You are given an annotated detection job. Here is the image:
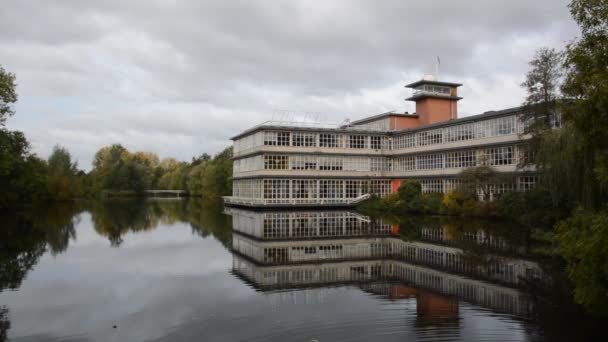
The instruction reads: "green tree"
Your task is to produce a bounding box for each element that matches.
[557,208,608,316]
[396,180,422,212]
[560,0,608,208]
[0,65,17,127]
[457,164,499,201]
[46,145,81,200]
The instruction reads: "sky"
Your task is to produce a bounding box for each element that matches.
[0,0,579,170]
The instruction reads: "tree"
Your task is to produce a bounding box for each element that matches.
[48,145,77,176]
[0,65,17,127]
[0,129,49,207]
[557,208,608,316]
[397,180,423,212]
[520,48,564,170]
[560,0,608,208]
[46,145,82,200]
[457,164,499,201]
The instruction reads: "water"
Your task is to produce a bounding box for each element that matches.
[0,199,605,341]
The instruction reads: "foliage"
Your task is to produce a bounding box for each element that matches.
[186,146,233,198]
[0,129,49,208]
[457,164,500,201]
[421,193,442,214]
[397,180,423,212]
[0,65,17,127]
[46,145,85,201]
[556,208,608,316]
[441,190,467,216]
[520,48,564,136]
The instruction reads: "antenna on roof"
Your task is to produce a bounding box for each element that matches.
[435,56,441,80]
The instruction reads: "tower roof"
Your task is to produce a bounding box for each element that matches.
[405,79,462,89]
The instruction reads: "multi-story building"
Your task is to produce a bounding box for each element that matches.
[225,76,537,207]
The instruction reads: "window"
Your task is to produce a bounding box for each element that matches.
[263,131,290,146]
[420,179,443,193]
[319,133,342,148]
[395,156,415,171]
[319,156,343,171]
[291,155,317,170]
[370,136,382,150]
[343,157,370,171]
[292,132,316,147]
[264,155,289,170]
[345,180,364,198]
[263,179,290,199]
[319,180,343,199]
[445,150,476,168]
[484,146,514,166]
[369,180,391,196]
[232,179,262,199]
[371,157,391,171]
[518,176,537,191]
[417,129,442,146]
[445,123,475,142]
[416,153,444,170]
[394,134,416,149]
[292,180,317,199]
[348,135,367,149]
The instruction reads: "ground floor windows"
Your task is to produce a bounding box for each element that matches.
[264,179,290,199]
[292,179,317,199]
[232,176,536,204]
[518,176,537,191]
[319,180,343,199]
[233,179,390,203]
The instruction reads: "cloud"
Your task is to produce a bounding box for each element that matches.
[0,0,578,169]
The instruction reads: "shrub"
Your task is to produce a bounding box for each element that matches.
[397,180,422,212]
[441,190,463,215]
[421,193,442,214]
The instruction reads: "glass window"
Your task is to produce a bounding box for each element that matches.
[319,133,342,148]
[293,132,316,147]
[264,155,289,170]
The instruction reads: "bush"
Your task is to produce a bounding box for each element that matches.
[421,193,442,214]
[381,192,401,210]
[441,190,463,215]
[397,180,422,212]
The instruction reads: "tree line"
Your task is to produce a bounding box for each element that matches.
[0,64,232,208]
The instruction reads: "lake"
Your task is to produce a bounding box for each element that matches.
[1,199,606,341]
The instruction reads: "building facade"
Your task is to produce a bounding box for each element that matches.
[225,77,537,207]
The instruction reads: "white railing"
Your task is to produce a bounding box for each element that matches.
[223,194,371,206]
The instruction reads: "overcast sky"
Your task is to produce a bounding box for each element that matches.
[0,0,578,169]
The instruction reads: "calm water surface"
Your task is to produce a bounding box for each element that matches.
[0,199,605,341]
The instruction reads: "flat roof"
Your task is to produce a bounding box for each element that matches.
[405,80,463,88]
[349,111,418,126]
[230,105,523,140]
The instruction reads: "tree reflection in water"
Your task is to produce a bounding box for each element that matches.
[89,198,232,248]
[0,306,8,342]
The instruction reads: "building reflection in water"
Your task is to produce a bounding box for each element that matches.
[226,208,545,322]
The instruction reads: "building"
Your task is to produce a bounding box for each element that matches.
[225,76,537,207]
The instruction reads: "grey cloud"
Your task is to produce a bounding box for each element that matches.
[0,0,578,169]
